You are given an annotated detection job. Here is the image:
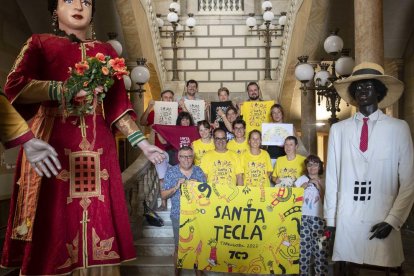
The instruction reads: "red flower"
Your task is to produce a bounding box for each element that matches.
[114,70,129,80]
[95,53,106,63]
[109,58,126,72]
[75,61,89,75]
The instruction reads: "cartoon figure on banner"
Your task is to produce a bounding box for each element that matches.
[267,187,293,212]
[194,240,203,270]
[225,261,237,273]
[207,239,219,267]
[211,178,239,203]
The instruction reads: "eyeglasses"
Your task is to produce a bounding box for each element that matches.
[233,127,245,131]
[214,137,227,141]
[179,155,194,159]
[306,162,319,167]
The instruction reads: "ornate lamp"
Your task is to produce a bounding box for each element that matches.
[158,1,196,81]
[295,30,354,124]
[246,1,286,80]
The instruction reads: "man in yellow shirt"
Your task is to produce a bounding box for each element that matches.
[226,119,249,155]
[200,128,243,186]
[272,136,306,187]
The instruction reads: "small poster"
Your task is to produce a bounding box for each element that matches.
[184,100,205,124]
[261,123,293,146]
[210,101,233,123]
[154,101,178,125]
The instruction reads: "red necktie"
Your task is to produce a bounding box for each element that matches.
[360,117,369,152]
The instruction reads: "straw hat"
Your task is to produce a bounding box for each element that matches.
[334,62,404,108]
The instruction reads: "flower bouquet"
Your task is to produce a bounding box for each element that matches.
[64,53,128,115]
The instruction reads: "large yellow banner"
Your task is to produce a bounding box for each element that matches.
[178,181,303,274]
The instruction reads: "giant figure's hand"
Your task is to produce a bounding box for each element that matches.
[75,86,104,99]
[23,138,61,178]
[138,140,167,165]
[369,222,393,240]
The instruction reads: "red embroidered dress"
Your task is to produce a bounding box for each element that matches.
[2,34,136,275]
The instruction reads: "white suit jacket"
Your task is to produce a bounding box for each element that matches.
[324,110,414,267]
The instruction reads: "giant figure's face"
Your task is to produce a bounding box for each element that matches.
[56,0,93,34]
[353,80,379,107]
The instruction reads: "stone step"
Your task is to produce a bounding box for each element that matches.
[135,237,174,257]
[155,210,172,222]
[142,220,174,238]
[121,257,247,276]
[121,256,174,276]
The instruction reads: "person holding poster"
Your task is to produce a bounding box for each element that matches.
[200,128,243,186]
[192,120,214,166]
[161,146,206,276]
[294,155,328,276]
[209,87,234,126]
[227,119,249,155]
[241,130,272,187]
[140,89,177,210]
[266,104,287,166]
[272,136,306,187]
[214,106,238,141]
[239,82,274,134]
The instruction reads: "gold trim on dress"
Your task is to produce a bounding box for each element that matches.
[92,228,120,261]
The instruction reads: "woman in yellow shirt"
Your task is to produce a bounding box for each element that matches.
[241,130,273,187]
[227,119,249,154]
[191,120,215,165]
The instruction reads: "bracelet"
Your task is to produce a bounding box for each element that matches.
[127,130,146,148]
[48,81,63,101]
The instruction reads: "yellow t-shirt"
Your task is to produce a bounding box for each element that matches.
[240,100,274,134]
[192,138,215,166]
[241,150,273,187]
[272,154,306,186]
[200,150,243,186]
[227,139,249,155]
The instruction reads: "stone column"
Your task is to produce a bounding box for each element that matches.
[354,0,384,66]
[301,87,317,154]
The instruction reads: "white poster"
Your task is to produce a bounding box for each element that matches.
[184,100,205,124]
[261,123,293,146]
[154,101,179,125]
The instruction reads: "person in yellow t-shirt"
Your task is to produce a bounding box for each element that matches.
[241,130,273,187]
[227,119,249,155]
[200,128,243,186]
[272,136,306,187]
[192,120,215,166]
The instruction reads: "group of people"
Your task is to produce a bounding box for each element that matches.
[0,0,413,276]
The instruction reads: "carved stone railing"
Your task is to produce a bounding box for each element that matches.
[122,153,160,239]
[198,0,244,14]
[142,0,168,81]
[275,0,304,93]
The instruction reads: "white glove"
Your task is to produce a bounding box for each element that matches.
[23,138,61,178]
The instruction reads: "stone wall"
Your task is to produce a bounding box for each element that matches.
[154,0,289,101]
